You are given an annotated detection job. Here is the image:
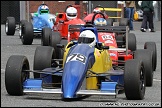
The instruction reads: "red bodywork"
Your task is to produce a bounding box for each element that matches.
[83,13,108,22]
[98,32,133,65]
[53,13,85,42]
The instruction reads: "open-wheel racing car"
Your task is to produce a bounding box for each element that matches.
[41,4,85,60]
[5,3,56,45]
[87,11,157,74]
[83,5,109,23]
[5,24,154,101]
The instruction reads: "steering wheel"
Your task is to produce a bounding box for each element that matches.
[91,12,106,24]
[64,4,73,12]
[93,5,106,13]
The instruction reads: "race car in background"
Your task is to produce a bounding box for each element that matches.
[41,4,85,60]
[90,12,157,81]
[83,5,109,23]
[5,24,151,100]
[5,3,56,45]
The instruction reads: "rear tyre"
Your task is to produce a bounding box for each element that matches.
[128,33,136,51]
[33,46,56,78]
[5,17,16,35]
[116,35,124,47]
[144,42,157,71]
[21,22,34,45]
[59,39,68,67]
[124,59,145,100]
[50,32,61,59]
[5,55,30,96]
[134,49,153,86]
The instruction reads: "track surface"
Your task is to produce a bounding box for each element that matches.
[1,22,161,107]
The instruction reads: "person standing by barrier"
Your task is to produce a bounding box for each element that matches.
[140,1,156,32]
[125,1,136,31]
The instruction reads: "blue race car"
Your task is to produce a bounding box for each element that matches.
[5,3,56,45]
[5,24,147,100]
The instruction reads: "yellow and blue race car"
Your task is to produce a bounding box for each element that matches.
[5,24,147,100]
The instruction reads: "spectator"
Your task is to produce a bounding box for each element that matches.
[140,1,156,32]
[125,1,136,31]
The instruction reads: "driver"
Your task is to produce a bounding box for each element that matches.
[78,30,97,47]
[38,4,49,15]
[94,18,107,26]
[66,7,77,20]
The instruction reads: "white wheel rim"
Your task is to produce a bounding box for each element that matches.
[5,21,8,33]
[19,25,22,36]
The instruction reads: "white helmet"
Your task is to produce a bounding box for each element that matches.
[78,30,97,47]
[66,7,77,20]
[93,8,101,13]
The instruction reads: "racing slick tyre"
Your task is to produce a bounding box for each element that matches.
[5,17,16,35]
[59,39,68,67]
[5,55,30,96]
[19,20,28,39]
[124,59,145,100]
[119,18,129,26]
[144,42,157,71]
[128,33,136,51]
[41,27,51,46]
[116,35,124,48]
[134,49,153,86]
[50,32,61,59]
[21,22,34,45]
[33,46,56,78]
[106,18,113,26]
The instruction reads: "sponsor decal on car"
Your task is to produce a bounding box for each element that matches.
[102,35,113,41]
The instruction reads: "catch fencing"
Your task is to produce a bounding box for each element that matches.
[1,1,161,24]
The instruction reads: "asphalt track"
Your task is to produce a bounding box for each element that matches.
[1,21,161,107]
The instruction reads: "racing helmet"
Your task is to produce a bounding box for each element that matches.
[39,5,49,14]
[93,8,101,13]
[66,7,77,20]
[78,30,97,47]
[94,18,107,26]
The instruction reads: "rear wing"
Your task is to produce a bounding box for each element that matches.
[68,24,128,33]
[68,24,129,55]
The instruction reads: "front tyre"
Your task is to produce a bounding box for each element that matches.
[124,59,145,100]
[21,22,34,45]
[41,28,51,46]
[5,55,30,96]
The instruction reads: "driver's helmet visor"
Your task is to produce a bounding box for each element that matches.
[40,10,49,14]
[78,37,94,44]
[67,13,77,17]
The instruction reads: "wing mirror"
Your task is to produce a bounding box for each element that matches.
[96,42,109,50]
[101,46,109,49]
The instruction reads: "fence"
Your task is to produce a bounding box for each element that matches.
[1,1,161,24]
[1,1,20,24]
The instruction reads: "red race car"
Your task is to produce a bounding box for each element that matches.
[41,4,85,63]
[83,5,108,23]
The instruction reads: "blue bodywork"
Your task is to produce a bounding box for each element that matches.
[62,44,95,98]
[23,25,125,99]
[31,4,56,33]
